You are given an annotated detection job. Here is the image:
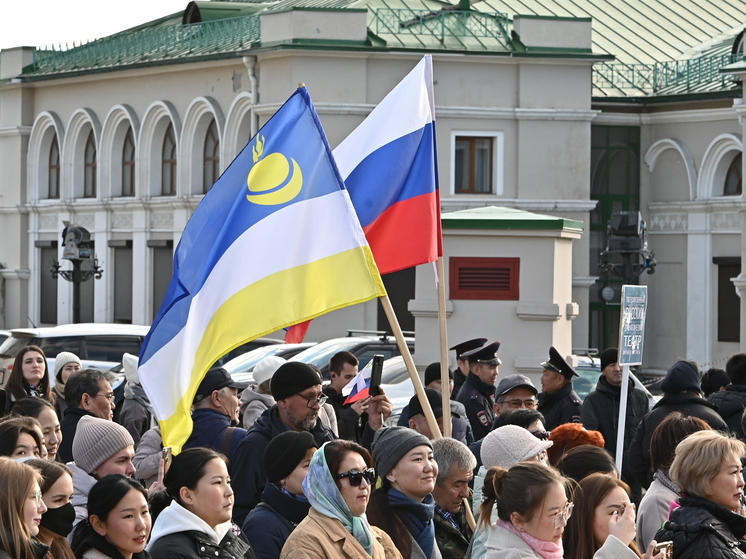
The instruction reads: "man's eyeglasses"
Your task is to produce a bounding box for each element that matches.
[550,502,574,529]
[297,393,328,408]
[497,398,537,409]
[94,392,116,402]
[337,468,376,487]
[530,429,550,441]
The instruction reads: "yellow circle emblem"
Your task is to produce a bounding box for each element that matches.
[246,135,303,206]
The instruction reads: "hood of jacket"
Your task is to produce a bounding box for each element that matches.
[708,385,746,419]
[652,391,719,412]
[147,500,232,551]
[239,388,276,414]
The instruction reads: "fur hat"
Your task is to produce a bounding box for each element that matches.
[481,425,553,470]
[546,423,605,466]
[72,416,134,474]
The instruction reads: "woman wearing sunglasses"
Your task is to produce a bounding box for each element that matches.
[280,440,401,559]
[148,447,255,558]
[367,426,439,559]
[0,457,49,559]
[483,462,642,559]
[243,431,316,559]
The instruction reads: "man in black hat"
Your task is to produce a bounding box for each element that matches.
[493,374,539,418]
[408,388,445,439]
[537,347,582,430]
[232,361,392,524]
[450,338,487,398]
[456,341,500,441]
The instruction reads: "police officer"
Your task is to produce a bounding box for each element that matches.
[450,338,487,398]
[537,346,582,430]
[456,341,500,441]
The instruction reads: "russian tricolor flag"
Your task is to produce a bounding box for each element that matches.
[336,55,442,275]
[343,360,373,404]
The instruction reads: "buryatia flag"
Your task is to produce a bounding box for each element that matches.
[284,55,441,343]
[336,54,442,274]
[343,359,373,404]
[138,87,386,452]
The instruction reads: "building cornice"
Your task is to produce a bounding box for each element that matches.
[442,198,597,212]
[594,107,737,126]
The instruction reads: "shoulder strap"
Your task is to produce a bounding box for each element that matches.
[221,426,236,456]
[256,501,297,531]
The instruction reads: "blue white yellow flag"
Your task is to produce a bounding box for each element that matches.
[138,87,386,452]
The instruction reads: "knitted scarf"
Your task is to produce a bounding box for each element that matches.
[496,519,563,559]
[654,468,679,495]
[388,489,436,559]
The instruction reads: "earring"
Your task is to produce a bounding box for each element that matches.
[280,480,286,486]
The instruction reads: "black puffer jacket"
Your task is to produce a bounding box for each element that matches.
[655,496,746,559]
[148,527,255,559]
[538,382,582,430]
[708,385,746,440]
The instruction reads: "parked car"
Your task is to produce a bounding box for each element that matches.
[224,342,315,384]
[0,330,10,347]
[211,337,283,367]
[0,323,149,387]
[290,331,414,378]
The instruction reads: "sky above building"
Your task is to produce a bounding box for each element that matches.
[2,0,188,51]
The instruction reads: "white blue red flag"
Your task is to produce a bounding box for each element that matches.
[343,359,373,404]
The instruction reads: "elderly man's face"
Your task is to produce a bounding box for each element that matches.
[278,385,323,431]
[432,464,473,514]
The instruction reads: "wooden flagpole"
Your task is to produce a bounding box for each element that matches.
[437,257,452,437]
[380,295,442,439]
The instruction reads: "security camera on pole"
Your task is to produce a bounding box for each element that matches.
[615,285,648,468]
[51,221,103,323]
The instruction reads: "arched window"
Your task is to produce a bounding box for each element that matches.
[724,153,742,196]
[83,131,97,198]
[48,137,60,199]
[203,120,220,194]
[121,128,135,197]
[161,123,176,196]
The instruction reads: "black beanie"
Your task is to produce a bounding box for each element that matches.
[271,361,322,401]
[424,363,453,387]
[600,348,618,371]
[660,360,701,394]
[264,431,317,483]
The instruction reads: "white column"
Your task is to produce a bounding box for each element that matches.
[686,211,712,364]
[132,209,149,325]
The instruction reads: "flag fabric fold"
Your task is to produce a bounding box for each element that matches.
[138,87,385,452]
[343,359,373,404]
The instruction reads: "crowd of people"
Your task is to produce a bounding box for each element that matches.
[2,338,746,559]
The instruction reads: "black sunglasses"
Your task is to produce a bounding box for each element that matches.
[337,468,376,487]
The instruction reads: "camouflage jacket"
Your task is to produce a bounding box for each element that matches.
[434,503,474,559]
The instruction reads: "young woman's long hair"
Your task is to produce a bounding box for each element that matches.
[71,474,148,552]
[6,345,53,404]
[0,457,44,559]
[367,476,414,558]
[563,473,642,559]
[26,459,76,559]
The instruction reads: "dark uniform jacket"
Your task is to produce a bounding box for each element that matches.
[434,503,473,559]
[580,376,650,460]
[232,405,336,526]
[453,370,467,401]
[59,407,95,463]
[242,481,311,559]
[148,527,255,559]
[537,382,582,431]
[708,385,746,440]
[654,496,746,559]
[456,374,496,441]
[322,385,366,443]
[184,408,248,475]
[628,392,729,488]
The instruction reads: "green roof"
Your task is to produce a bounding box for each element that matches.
[441,206,584,232]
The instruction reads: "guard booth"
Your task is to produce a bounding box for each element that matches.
[409,206,584,387]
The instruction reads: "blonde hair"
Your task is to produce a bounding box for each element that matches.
[670,430,746,498]
[0,457,44,559]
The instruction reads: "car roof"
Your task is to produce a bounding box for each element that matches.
[9,323,150,337]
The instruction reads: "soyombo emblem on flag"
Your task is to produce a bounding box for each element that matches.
[138,87,386,452]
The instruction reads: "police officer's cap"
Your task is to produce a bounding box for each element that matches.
[541,346,577,379]
[449,338,488,359]
[463,342,501,366]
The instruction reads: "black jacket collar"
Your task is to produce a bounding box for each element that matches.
[465,373,496,397]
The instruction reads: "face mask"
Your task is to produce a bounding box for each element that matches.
[40,501,75,537]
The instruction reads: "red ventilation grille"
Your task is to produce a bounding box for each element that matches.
[450,257,519,300]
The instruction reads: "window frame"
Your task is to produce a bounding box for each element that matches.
[121,127,136,197]
[450,131,504,196]
[161,123,177,196]
[48,137,60,199]
[83,132,97,198]
[202,120,220,194]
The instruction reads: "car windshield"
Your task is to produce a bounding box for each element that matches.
[0,336,39,358]
[291,339,360,369]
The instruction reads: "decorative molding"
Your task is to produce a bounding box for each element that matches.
[151,212,174,229]
[514,108,599,122]
[441,198,598,212]
[572,276,598,288]
[0,269,31,280]
[649,213,688,231]
[516,302,561,321]
[594,107,737,126]
[712,212,740,231]
[644,138,697,201]
[38,213,59,231]
[0,126,32,137]
[111,212,133,229]
[408,298,454,318]
[697,133,743,199]
[73,213,96,230]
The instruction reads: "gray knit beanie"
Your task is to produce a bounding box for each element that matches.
[481,425,553,470]
[54,352,82,382]
[72,415,134,474]
[372,426,432,477]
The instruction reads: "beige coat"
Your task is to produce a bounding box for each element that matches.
[280,508,401,559]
